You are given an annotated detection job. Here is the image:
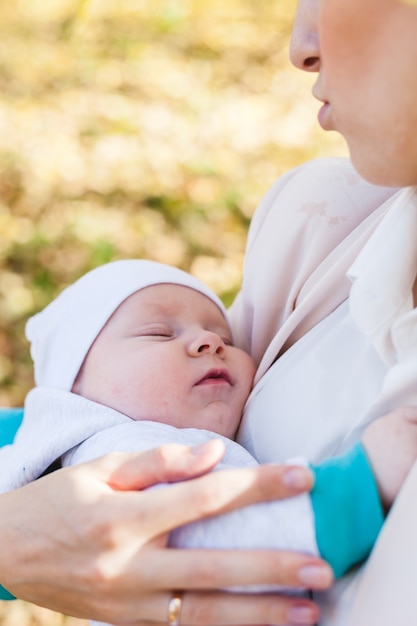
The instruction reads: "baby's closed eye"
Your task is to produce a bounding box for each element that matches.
[133,324,174,338]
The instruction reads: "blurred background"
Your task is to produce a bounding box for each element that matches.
[0,0,346,624]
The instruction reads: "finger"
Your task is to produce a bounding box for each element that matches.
[133,549,333,591]
[182,592,319,626]
[122,591,319,626]
[91,441,227,490]
[129,463,313,535]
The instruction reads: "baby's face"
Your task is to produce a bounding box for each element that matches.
[73,284,255,438]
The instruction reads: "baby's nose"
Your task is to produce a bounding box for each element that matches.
[191,331,225,356]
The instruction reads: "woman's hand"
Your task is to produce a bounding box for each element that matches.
[0,440,332,625]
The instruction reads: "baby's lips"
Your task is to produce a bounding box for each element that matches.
[196,368,233,385]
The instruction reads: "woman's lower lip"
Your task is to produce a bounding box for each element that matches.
[317,102,332,130]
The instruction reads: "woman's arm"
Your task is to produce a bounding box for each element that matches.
[0,442,332,625]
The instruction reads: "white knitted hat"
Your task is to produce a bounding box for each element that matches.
[26,259,227,391]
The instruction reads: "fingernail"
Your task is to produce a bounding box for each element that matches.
[288,604,317,625]
[191,442,212,456]
[191,440,224,456]
[282,467,310,489]
[298,564,333,587]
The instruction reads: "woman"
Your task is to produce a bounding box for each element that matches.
[230,0,417,624]
[315,0,417,623]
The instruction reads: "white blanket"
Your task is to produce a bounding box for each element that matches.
[0,387,317,558]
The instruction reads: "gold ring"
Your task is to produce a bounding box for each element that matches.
[167,591,183,626]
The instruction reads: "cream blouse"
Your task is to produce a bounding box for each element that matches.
[231,158,417,625]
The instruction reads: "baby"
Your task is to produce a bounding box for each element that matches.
[1,259,417,624]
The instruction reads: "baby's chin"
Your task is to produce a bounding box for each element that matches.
[189,403,242,440]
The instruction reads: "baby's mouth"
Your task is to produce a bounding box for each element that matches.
[196,369,232,386]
